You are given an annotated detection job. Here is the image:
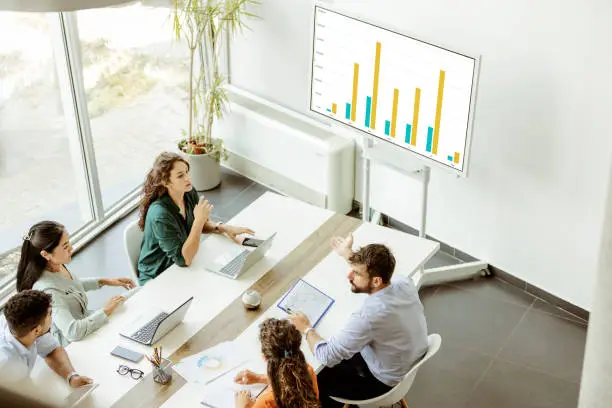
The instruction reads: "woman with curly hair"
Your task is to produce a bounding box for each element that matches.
[233,318,320,408]
[137,152,254,285]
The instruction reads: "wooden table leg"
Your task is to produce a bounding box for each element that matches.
[400,399,409,408]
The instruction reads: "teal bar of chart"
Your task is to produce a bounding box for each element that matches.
[405,124,412,144]
[345,103,351,119]
[426,126,434,152]
[365,96,372,127]
[384,120,391,136]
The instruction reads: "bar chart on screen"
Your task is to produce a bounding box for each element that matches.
[309,6,477,172]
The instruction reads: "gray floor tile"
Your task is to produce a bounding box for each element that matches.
[422,285,529,357]
[498,308,587,383]
[418,285,438,301]
[447,276,536,308]
[465,359,580,408]
[526,283,589,321]
[198,167,254,207]
[215,183,275,221]
[424,250,461,269]
[406,345,493,408]
[532,298,588,326]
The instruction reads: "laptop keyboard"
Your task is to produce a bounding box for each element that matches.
[131,312,169,344]
[218,250,250,278]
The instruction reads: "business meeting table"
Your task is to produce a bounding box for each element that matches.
[27,192,439,407]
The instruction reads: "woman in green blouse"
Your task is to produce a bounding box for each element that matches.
[137,152,254,285]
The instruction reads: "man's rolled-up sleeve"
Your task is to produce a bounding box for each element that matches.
[314,310,372,367]
[36,332,60,358]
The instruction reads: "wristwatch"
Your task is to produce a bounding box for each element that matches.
[215,221,224,232]
[66,371,78,385]
[304,327,315,339]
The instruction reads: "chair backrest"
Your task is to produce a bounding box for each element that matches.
[358,333,442,407]
[124,220,144,284]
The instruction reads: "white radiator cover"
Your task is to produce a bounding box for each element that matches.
[214,86,355,214]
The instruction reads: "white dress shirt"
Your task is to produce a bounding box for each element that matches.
[0,315,59,383]
[314,276,428,386]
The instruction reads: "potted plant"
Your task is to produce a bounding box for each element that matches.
[173,0,258,190]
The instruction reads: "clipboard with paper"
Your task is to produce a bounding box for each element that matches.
[277,279,334,327]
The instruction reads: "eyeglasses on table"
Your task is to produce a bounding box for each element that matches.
[116,365,144,380]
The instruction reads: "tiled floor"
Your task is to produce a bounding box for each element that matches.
[70,169,587,408]
[410,279,586,408]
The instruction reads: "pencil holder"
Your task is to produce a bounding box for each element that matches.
[153,358,173,385]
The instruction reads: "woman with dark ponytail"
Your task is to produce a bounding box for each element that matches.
[233,318,320,408]
[17,221,135,346]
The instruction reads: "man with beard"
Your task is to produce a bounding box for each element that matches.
[290,233,428,408]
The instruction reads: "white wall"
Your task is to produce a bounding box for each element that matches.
[229,0,612,310]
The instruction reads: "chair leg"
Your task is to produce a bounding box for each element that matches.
[400,399,409,408]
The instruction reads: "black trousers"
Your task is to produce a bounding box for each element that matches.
[317,353,393,408]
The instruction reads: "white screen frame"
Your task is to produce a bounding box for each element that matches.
[307,4,482,177]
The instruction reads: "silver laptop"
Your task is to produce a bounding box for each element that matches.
[207,233,276,279]
[60,383,98,408]
[120,297,193,346]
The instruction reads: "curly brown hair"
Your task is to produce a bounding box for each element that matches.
[4,290,52,338]
[138,152,190,230]
[349,244,396,284]
[259,318,320,408]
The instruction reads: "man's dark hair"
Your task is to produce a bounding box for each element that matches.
[3,290,52,338]
[349,244,396,284]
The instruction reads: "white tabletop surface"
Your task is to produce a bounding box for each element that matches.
[22,191,438,407]
[27,192,334,407]
[160,220,440,407]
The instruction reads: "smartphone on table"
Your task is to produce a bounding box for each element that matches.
[242,237,265,248]
[110,345,143,363]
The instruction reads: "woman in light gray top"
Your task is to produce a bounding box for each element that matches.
[16,221,136,346]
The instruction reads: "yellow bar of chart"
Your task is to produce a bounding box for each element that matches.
[351,63,359,121]
[370,42,381,129]
[390,88,399,137]
[454,152,460,164]
[432,70,446,155]
[411,88,421,146]
[331,103,337,114]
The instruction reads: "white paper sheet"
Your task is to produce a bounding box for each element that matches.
[173,341,248,385]
[200,363,267,408]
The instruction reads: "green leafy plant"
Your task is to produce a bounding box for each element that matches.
[173,0,259,159]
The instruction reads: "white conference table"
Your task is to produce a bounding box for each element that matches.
[25,192,438,407]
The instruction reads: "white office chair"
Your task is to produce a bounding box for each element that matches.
[331,333,442,408]
[124,220,144,286]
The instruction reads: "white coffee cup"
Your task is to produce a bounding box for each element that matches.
[242,290,261,310]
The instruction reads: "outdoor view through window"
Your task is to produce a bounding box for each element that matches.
[0,4,188,289]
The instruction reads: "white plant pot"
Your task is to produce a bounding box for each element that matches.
[183,151,221,191]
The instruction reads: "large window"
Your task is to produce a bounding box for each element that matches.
[0,12,92,287]
[77,4,186,209]
[0,3,189,296]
